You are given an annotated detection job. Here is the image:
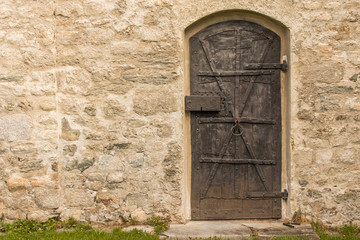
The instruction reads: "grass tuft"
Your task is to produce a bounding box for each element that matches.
[0,228,158,240]
[147,216,170,235]
[311,221,360,240]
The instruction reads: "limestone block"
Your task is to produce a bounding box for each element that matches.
[55,1,84,18]
[34,189,60,209]
[126,193,148,208]
[39,114,57,127]
[84,105,97,116]
[131,209,148,222]
[63,144,77,156]
[345,97,360,111]
[61,118,80,141]
[87,28,115,44]
[136,26,165,42]
[10,142,37,154]
[12,157,43,173]
[103,103,125,118]
[58,97,79,115]
[84,130,104,141]
[85,181,105,191]
[64,189,94,208]
[107,172,124,183]
[155,123,173,138]
[30,84,56,96]
[126,119,147,128]
[133,86,177,116]
[27,211,53,222]
[64,171,86,188]
[60,209,83,221]
[0,146,7,154]
[129,153,144,168]
[22,47,54,68]
[2,209,27,220]
[335,149,356,164]
[56,67,92,95]
[96,191,118,205]
[39,100,56,111]
[6,177,30,192]
[123,72,177,85]
[300,62,344,84]
[110,40,139,55]
[66,156,95,172]
[0,114,31,142]
[30,176,56,188]
[315,150,333,164]
[97,155,125,171]
[105,143,131,151]
[0,76,23,82]
[86,172,107,182]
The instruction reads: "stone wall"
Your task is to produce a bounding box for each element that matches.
[0,0,359,226]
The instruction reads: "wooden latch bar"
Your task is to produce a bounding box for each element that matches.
[185,95,221,111]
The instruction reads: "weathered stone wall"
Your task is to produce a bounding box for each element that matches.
[0,0,359,226]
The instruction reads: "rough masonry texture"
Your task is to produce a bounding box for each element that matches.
[0,0,359,226]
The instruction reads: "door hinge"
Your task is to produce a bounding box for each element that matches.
[244,59,288,71]
[282,189,288,200]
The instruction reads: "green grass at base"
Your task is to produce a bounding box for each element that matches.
[0,228,159,240]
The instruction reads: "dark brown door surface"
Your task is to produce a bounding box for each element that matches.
[189,20,283,219]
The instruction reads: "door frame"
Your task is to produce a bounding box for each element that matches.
[183,10,291,221]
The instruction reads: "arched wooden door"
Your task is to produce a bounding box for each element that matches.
[186,20,286,220]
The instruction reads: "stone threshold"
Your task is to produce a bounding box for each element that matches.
[160,220,319,239]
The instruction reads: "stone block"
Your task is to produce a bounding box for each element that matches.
[126,193,148,208]
[0,114,31,142]
[131,209,148,222]
[0,76,23,82]
[97,155,125,171]
[84,105,97,116]
[96,191,118,206]
[110,40,138,55]
[61,118,80,141]
[55,67,92,95]
[300,62,344,84]
[130,153,144,168]
[63,144,77,156]
[85,181,104,191]
[84,130,104,141]
[86,172,107,182]
[126,119,147,128]
[155,123,173,138]
[27,211,53,222]
[103,103,125,118]
[64,189,94,208]
[133,86,177,116]
[60,209,83,221]
[315,150,333,164]
[19,159,44,173]
[39,100,56,111]
[64,171,86,188]
[335,149,356,164]
[34,189,60,209]
[55,1,84,18]
[39,114,57,127]
[10,142,37,154]
[6,177,30,192]
[292,150,313,166]
[107,172,124,183]
[66,156,95,172]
